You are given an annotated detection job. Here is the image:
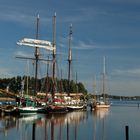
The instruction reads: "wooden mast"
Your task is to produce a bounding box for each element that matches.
[76,71,78,94]
[52,13,56,99]
[68,24,72,96]
[34,14,40,95]
[46,56,50,100]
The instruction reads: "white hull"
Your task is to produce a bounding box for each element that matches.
[67,105,84,111]
[93,100,110,109]
[18,106,38,114]
[94,104,110,109]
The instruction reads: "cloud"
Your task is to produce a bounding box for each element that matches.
[15,51,33,58]
[0,11,53,28]
[82,75,140,96]
[0,3,52,27]
[109,80,140,96]
[0,68,15,78]
[74,41,96,50]
[57,33,134,50]
[111,68,140,77]
[73,40,125,50]
[0,11,34,26]
[58,37,98,50]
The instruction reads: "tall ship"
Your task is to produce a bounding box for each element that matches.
[16,14,55,114]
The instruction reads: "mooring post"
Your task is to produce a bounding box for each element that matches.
[125,125,129,140]
[32,123,36,140]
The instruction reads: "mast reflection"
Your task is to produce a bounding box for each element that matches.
[0,111,88,140]
[93,109,109,119]
[93,109,109,140]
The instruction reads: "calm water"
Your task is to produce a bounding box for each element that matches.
[0,101,140,140]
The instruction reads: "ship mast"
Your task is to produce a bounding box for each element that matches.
[17,15,54,97]
[34,14,40,95]
[93,76,97,100]
[102,56,106,102]
[46,56,50,99]
[52,13,56,99]
[68,24,72,96]
[76,71,78,94]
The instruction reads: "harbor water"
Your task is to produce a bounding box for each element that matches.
[0,101,140,140]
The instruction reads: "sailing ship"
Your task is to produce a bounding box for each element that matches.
[16,14,84,114]
[16,15,54,114]
[93,56,110,109]
[45,13,68,113]
[66,24,85,111]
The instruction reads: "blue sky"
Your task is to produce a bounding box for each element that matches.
[0,0,140,96]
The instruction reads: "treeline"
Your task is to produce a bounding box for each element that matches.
[0,76,87,95]
[88,93,140,100]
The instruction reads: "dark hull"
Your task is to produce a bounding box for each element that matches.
[3,109,19,115]
[37,107,46,113]
[0,106,19,116]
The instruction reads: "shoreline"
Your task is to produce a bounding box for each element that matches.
[0,98,15,101]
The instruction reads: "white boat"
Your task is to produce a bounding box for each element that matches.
[17,106,38,115]
[94,101,110,109]
[67,105,84,111]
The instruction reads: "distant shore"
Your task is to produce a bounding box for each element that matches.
[0,98,15,101]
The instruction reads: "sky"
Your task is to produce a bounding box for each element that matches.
[0,0,140,96]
